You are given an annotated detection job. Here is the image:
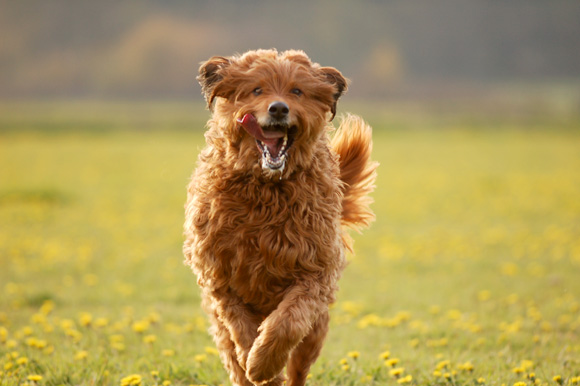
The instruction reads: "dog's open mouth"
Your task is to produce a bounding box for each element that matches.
[237,113,296,172]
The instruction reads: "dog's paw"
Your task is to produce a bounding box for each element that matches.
[245,338,288,385]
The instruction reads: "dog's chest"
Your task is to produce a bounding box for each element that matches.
[197,177,342,309]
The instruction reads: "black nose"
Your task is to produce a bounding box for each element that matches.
[268,101,289,120]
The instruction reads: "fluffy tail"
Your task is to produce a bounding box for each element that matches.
[331,114,378,235]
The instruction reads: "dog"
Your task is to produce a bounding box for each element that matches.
[183,49,377,386]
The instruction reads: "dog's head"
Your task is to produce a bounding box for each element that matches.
[198,49,347,178]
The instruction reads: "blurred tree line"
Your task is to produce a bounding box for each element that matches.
[1,0,580,100]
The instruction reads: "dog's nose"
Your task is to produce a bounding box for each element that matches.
[268,101,290,120]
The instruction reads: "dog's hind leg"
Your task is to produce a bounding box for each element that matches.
[286,310,330,386]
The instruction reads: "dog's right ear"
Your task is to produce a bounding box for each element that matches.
[197,56,230,108]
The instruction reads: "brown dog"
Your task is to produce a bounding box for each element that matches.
[183,49,377,386]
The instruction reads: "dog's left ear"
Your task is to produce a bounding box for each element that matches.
[197,56,230,108]
[320,67,348,120]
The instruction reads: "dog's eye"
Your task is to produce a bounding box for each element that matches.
[291,88,303,96]
[253,87,262,96]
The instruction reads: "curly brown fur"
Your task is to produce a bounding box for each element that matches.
[183,49,377,386]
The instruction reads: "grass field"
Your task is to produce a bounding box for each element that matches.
[1,102,579,386]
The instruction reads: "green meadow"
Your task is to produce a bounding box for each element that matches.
[0,102,579,386]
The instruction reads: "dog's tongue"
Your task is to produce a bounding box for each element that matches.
[237,113,285,155]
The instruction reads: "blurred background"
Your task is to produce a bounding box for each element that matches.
[2,0,580,108]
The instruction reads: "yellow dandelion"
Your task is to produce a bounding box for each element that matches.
[444,372,452,380]
[347,351,360,359]
[436,360,451,370]
[390,367,405,378]
[513,382,527,386]
[339,358,348,365]
[143,335,157,344]
[521,360,534,370]
[132,320,150,333]
[151,370,159,378]
[433,370,442,377]
[397,375,413,384]
[342,364,350,371]
[385,358,400,367]
[162,381,171,386]
[553,375,563,385]
[360,375,373,383]
[570,377,579,385]
[194,354,207,362]
[16,357,29,366]
[162,349,175,357]
[120,374,142,386]
[79,312,92,327]
[204,346,219,355]
[74,350,89,361]
[379,350,391,360]
[27,374,43,381]
[477,378,486,384]
[513,367,525,375]
[458,361,474,372]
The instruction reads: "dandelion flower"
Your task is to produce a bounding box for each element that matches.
[120,374,142,386]
[194,354,207,362]
[477,378,486,384]
[27,374,43,381]
[379,350,391,360]
[397,375,413,384]
[162,349,175,357]
[143,335,157,344]
[347,351,360,359]
[385,358,400,367]
[341,364,350,371]
[74,350,89,361]
[513,382,527,386]
[553,375,563,385]
[390,367,405,378]
[151,371,159,378]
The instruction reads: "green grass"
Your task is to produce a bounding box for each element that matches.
[0,102,579,386]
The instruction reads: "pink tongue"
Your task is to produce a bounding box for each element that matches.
[237,114,284,155]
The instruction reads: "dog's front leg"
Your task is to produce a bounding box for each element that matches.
[245,279,327,385]
[209,289,263,370]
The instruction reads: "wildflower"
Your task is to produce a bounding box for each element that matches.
[347,351,360,359]
[16,357,29,366]
[379,350,390,360]
[477,378,486,384]
[433,370,442,377]
[553,376,563,385]
[163,381,171,386]
[341,364,350,371]
[409,338,420,348]
[151,371,159,378]
[120,374,142,386]
[390,367,405,378]
[385,358,400,367]
[132,320,150,333]
[435,360,451,370]
[360,375,372,383]
[162,349,175,357]
[513,367,525,375]
[74,350,89,361]
[79,312,93,327]
[143,335,157,344]
[27,375,43,382]
[194,354,207,362]
[397,375,413,384]
[513,382,527,386]
[520,360,534,370]
[569,377,579,385]
[444,372,452,380]
[458,361,474,372]
[204,346,219,355]
[94,318,109,328]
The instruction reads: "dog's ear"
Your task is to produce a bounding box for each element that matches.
[320,67,348,120]
[197,56,231,108]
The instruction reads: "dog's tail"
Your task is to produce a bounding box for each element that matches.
[331,114,378,239]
